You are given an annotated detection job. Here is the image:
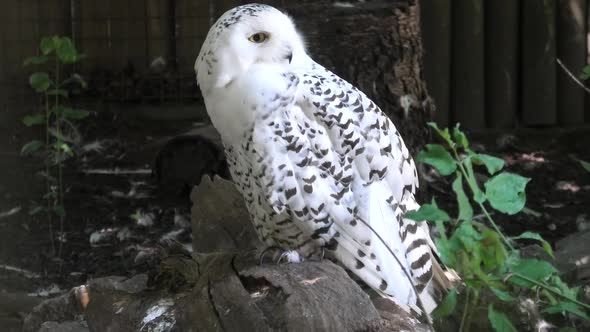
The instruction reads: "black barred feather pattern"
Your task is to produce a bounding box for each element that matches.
[196,3,442,314]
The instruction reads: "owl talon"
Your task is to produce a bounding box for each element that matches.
[277,250,303,264]
[258,246,281,265]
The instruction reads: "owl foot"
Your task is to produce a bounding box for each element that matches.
[258,247,303,265]
[258,246,281,265]
[277,250,303,264]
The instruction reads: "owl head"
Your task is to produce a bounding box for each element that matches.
[195,4,306,94]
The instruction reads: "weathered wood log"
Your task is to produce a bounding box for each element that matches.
[153,125,229,195]
[83,254,404,331]
[190,175,262,253]
[24,176,420,331]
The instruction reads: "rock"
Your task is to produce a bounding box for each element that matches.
[79,174,428,331]
[84,252,422,331]
[20,275,148,332]
[555,230,590,281]
[22,287,84,332]
[191,175,262,253]
[87,274,148,294]
[39,320,89,332]
[153,125,230,195]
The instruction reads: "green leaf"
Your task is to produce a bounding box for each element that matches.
[490,287,515,302]
[558,328,577,332]
[51,105,65,116]
[510,231,554,258]
[47,89,69,97]
[435,237,456,267]
[40,36,55,55]
[581,65,590,80]
[570,155,590,173]
[53,205,66,217]
[416,144,457,176]
[29,72,52,92]
[21,140,44,155]
[472,154,505,175]
[480,229,507,270]
[56,37,78,63]
[484,173,530,214]
[427,122,454,147]
[62,108,89,120]
[405,202,450,222]
[452,125,469,149]
[578,159,590,172]
[48,127,70,142]
[43,191,57,199]
[507,256,557,288]
[432,288,458,318]
[28,205,45,215]
[542,301,589,320]
[549,275,580,300]
[23,55,49,66]
[22,113,45,127]
[488,305,518,332]
[57,142,74,156]
[451,172,473,221]
[454,222,483,253]
[64,73,87,88]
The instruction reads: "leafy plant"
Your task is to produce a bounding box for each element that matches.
[580,65,590,81]
[21,36,88,256]
[570,155,590,173]
[407,123,590,331]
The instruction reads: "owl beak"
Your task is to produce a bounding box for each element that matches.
[286,52,293,64]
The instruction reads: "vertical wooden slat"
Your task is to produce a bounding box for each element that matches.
[107,0,130,70]
[522,0,557,126]
[175,0,210,72]
[587,1,590,123]
[0,1,8,116]
[451,0,485,129]
[127,0,148,72]
[485,0,519,128]
[420,0,451,127]
[556,0,586,125]
[3,0,22,79]
[146,0,171,63]
[77,1,111,71]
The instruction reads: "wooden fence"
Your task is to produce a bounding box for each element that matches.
[1,0,589,130]
[421,0,589,129]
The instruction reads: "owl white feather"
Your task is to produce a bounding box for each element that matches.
[195,3,447,314]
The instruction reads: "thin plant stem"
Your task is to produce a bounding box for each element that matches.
[464,289,479,332]
[451,148,515,251]
[477,202,515,251]
[459,287,471,332]
[44,92,56,255]
[509,273,590,310]
[556,58,590,94]
[54,58,65,264]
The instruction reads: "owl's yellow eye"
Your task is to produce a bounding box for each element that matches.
[248,32,269,43]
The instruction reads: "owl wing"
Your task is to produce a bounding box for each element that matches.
[240,63,438,313]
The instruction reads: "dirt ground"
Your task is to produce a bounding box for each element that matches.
[0,104,589,330]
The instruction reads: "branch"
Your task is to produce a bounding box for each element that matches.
[556,58,590,94]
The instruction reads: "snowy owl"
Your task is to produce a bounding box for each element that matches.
[195,4,448,314]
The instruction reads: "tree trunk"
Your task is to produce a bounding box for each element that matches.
[214,0,433,153]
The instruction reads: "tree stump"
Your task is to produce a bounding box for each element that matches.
[75,176,428,331]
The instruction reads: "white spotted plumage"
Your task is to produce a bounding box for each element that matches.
[195,4,446,314]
